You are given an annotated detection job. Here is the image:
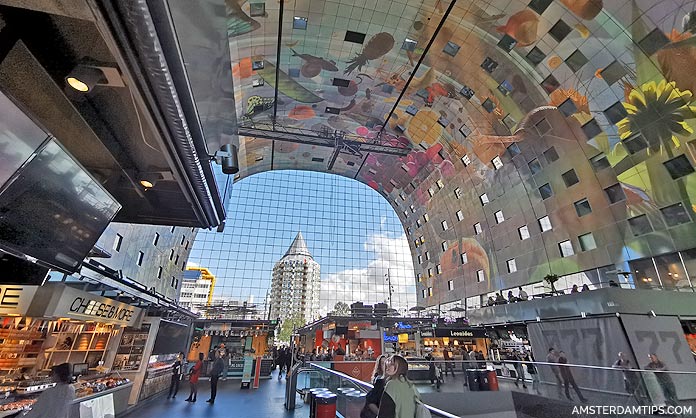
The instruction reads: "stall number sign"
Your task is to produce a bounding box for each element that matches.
[0,285,38,316]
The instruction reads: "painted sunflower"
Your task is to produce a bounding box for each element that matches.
[617,80,696,151]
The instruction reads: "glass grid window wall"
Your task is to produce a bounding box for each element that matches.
[188,170,416,319]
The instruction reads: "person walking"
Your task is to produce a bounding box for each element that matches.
[185,352,203,402]
[612,352,641,401]
[645,354,678,406]
[378,355,420,418]
[277,346,287,380]
[24,363,75,418]
[167,352,183,399]
[513,351,527,389]
[558,351,588,403]
[361,355,387,418]
[207,350,224,403]
[546,348,563,398]
[443,346,455,377]
[219,343,229,381]
[525,354,541,394]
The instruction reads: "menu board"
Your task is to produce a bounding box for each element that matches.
[113,324,150,371]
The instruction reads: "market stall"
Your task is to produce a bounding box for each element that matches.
[0,283,143,417]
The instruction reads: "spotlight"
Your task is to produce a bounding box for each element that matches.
[65,65,107,92]
[216,144,240,174]
[139,173,162,189]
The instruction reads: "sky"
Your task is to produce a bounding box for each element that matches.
[187,169,416,318]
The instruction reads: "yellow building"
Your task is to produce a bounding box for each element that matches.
[181,266,216,308]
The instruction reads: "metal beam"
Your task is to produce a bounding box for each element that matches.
[237,125,411,157]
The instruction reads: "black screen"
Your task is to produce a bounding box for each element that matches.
[152,321,189,355]
[0,138,121,272]
[0,251,49,285]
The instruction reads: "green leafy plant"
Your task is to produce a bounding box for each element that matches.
[544,273,560,295]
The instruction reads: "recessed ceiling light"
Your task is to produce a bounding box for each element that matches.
[66,77,90,92]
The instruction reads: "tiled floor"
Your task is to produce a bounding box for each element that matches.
[122,372,307,418]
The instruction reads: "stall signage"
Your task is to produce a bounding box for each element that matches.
[434,328,487,338]
[395,322,412,329]
[383,334,398,342]
[348,321,372,330]
[0,285,38,316]
[39,285,142,326]
[398,333,409,343]
[420,330,434,338]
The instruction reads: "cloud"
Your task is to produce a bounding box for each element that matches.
[318,232,416,316]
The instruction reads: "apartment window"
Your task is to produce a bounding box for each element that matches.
[456,210,464,221]
[528,159,542,175]
[436,179,445,189]
[293,16,308,29]
[171,276,177,288]
[153,233,160,246]
[491,156,503,170]
[461,253,468,264]
[661,202,692,227]
[549,20,572,42]
[425,251,430,261]
[416,219,422,227]
[441,220,448,231]
[574,198,592,217]
[169,249,175,260]
[539,183,553,199]
[403,210,409,217]
[664,155,695,180]
[448,280,454,291]
[476,270,485,282]
[479,193,489,205]
[185,240,190,250]
[518,225,530,240]
[418,255,422,264]
[461,154,471,166]
[137,251,144,266]
[590,153,611,171]
[506,259,517,273]
[181,235,186,245]
[399,193,406,201]
[578,233,597,251]
[428,268,433,277]
[623,134,649,154]
[441,241,448,251]
[538,216,552,232]
[157,266,163,279]
[428,188,435,197]
[454,188,462,199]
[543,147,559,163]
[627,215,653,236]
[170,226,175,233]
[526,46,547,66]
[562,169,579,187]
[175,254,179,265]
[474,222,483,235]
[423,213,429,222]
[507,143,521,157]
[113,234,123,252]
[428,287,433,297]
[414,239,420,247]
[417,273,423,281]
[436,264,442,274]
[422,289,427,298]
[558,240,575,257]
[494,210,505,224]
[604,184,626,204]
[410,205,416,213]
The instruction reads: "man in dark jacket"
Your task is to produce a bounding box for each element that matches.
[558,351,587,402]
[207,351,224,404]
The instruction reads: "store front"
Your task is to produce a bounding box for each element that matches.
[187,320,276,379]
[421,327,490,358]
[0,283,143,417]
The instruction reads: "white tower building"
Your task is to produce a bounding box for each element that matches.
[269,232,320,323]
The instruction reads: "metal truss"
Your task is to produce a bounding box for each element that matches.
[237,122,411,170]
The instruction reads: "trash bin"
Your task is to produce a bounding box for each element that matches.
[487,370,499,391]
[345,391,366,418]
[466,369,480,391]
[308,388,330,418]
[315,393,338,418]
[479,370,490,391]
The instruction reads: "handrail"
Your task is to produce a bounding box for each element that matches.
[309,363,461,418]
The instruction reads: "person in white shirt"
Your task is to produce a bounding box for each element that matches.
[517,287,529,301]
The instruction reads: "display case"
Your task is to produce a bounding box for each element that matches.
[0,326,45,372]
[405,357,431,381]
[113,325,151,372]
[139,354,176,401]
[42,322,114,370]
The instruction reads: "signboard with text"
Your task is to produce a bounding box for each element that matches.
[0,285,38,316]
[434,328,487,338]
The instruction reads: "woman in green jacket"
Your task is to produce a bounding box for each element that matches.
[378,355,420,418]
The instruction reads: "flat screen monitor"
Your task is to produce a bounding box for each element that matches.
[72,362,88,376]
[152,321,189,355]
[0,138,121,272]
[0,251,49,285]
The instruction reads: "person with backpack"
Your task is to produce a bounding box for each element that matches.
[378,355,424,418]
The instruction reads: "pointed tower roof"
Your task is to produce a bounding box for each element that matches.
[283,231,313,259]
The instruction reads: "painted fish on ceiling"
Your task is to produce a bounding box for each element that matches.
[345,33,395,75]
[291,49,338,78]
[256,61,324,103]
[496,9,539,47]
[226,0,261,37]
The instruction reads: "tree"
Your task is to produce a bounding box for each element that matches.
[277,314,305,343]
[331,301,350,316]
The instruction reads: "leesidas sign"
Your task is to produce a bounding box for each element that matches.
[28,284,142,327]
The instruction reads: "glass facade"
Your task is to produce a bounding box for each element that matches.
[188,170,416,319]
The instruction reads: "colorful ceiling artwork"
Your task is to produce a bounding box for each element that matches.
[211,0,696,307]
